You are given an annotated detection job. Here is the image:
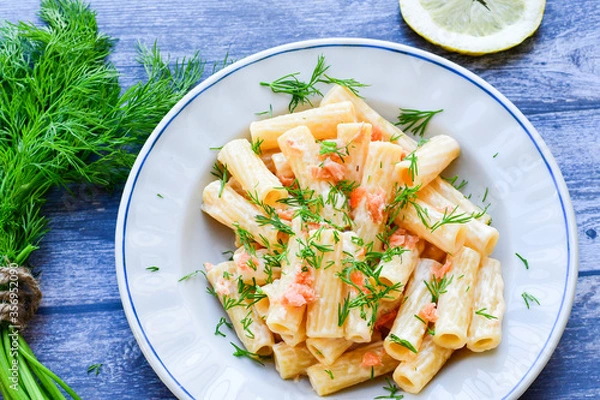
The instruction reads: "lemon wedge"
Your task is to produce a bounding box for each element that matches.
[399,0,546,55]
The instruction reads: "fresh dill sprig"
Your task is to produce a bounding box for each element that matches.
[404,152,419,183]
[0,1,207,397]
[515,252,529,269]
[337,248,403,327]
[320,75,368,97]
[395,108,443,137]
[475,308,498,320]
[390,132,403,142]
[319,140,350,162]
[424,274,454,303]
[442,174,468,191]
[251,138,264,155]
[260,55,368,112]
[230,342,270,366]
[211,162,229,197]
[389,334,418,354]
[414,314,436,335]
[522,292,540,309]
[241,311,255,339]
[337,293,352,327]
[146,266,160,272]
[482,187,489,202]
[87,363,103,376]
[178,269,204,282]
[232,223,259,255]
[375,377,404,399]
[255,104,273,117]
[247,191,294,236]
[215,317,233,337]
[429,205,473,232]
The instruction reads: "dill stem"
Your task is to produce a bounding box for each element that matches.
[0,326,27,400]
[16,350,46,400]
[18,335,82,400]
[30,361,67,400]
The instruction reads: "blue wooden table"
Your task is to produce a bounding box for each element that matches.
[1,1,599,398]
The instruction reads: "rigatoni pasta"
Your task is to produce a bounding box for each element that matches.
[467,257,505,352]
[200,82,504,396]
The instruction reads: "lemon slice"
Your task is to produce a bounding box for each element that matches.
[399,0,546,55]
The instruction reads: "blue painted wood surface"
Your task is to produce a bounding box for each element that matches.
[1,0,599,398]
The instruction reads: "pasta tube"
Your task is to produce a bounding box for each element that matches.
[272,342,317,379]
[467,257,505,352]
[336,122,371,184]
[378,229,423,302]
[265,219,310,336]
[251,101,356,150]
[352,141,406,250]
[384,258,439,361]
[340,231,372,343]
[206,261,273,355]
[428,177,492,225]
[217,138,287,205]
[202,180,280,246]
[434,246,481,349]
[320,85,415,151]
[271,152,294,186]
[306,337,353,366]
[306,342,399,396]
[393,333,453,394]
[306,229,345,339]
[394,198,467,255]
[417,185,499,255]
[395,135,460,189]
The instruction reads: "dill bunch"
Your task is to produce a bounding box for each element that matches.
[0,0,205,398]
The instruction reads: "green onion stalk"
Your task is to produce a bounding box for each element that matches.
[0,0,206,398]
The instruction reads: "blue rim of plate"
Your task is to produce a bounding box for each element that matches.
[115,38,578,400]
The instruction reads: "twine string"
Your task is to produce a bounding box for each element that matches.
[0,264,42,328]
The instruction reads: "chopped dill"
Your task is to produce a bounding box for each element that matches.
[211,162,229,197]
[215,317,233,337]
[230,342,270,366]
[260,55,367,112]
[375,377,404,399]
[515,252,529,269]
[424,274,454,303]
[389,334,418,354]
[87,363,103,376]
[522,292,540,309]
[395,108,443,137]
[443,174,468,191]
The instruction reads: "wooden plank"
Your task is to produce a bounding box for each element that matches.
[523,274,600,399]
[24,308,174,399]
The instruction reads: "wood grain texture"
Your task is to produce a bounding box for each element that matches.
[1,0,599,399]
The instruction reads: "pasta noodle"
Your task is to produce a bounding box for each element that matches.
[467,257,505,352]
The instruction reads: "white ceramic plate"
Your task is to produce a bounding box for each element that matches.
[115,38,578,400]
